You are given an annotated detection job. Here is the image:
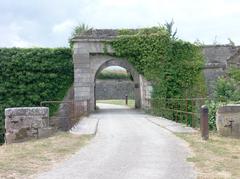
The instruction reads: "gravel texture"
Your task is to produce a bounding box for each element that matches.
[37,103,196,179]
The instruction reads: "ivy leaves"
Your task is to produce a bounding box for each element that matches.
[110,27,204,99]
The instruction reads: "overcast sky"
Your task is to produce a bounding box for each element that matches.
[1,0,240,47]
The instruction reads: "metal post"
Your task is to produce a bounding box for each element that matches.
[185,99,188,126]
[200,105,209,140]
[191,100,194,127]
[125,95,128,105]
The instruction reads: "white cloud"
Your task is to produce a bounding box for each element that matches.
[10,37,35,47]
[52,20,77,33]
[0,22,37,47]
[0,0,240,47]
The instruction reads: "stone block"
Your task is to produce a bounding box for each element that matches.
[74,68,90,73]
[73,53,89,64]
[216,104,240,138]
[74,63,90,68]
[5,107,50,144]
[75,91,90,98]
[74,76,92,83]
[74,82,93,87]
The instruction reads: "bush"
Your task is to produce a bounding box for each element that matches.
[208,67,240,130]
[0,48,73,143]
[205,100,222,130]
[214,77,240,102]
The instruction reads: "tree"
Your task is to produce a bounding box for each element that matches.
[194,38,205,46]
[164,19,177,39]
[228,38,235,46]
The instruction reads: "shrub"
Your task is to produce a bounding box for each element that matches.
[213,67,240,103]
[214,77,240,102]
[208,67,240,130]
[205,100,223,130]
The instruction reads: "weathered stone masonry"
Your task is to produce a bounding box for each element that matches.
[72,30,145,112]
[216,104,240,138]
[5,107,53,143]
[72,29,240,113]
[202,45,240,95]
[96,79,134,100]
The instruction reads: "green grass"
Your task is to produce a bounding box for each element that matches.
[97,99,135,108]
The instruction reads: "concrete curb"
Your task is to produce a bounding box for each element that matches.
[70,116,100,135]
[146,116,197,133]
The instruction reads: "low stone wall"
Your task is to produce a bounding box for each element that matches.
[216,104,240,138]
[95,79,134,100]
[5,107,53,144]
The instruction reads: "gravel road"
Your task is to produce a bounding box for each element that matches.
[37,103,196,179]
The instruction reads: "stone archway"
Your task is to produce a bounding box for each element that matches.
[93,58,141,109]
[72,29,152,115]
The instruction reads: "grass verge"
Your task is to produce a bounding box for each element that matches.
[97,99,135,108]
[177,132,240,179]
[0,132,92,179]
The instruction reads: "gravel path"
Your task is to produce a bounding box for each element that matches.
[37,103,196,179]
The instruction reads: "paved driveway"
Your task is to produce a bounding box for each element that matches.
[38,103,196,179]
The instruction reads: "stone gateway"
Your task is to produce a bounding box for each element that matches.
[72,29,240,114]
[72,29,152,114]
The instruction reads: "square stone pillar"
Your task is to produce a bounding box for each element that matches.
[73,45,92,113]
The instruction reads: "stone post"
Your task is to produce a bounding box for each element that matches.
[200,105,209,140]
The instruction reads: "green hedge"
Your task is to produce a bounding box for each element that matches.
[0,48,73,143]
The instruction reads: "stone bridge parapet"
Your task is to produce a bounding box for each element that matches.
[5,107,53,144]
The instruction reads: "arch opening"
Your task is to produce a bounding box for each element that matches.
[93,59,141,110]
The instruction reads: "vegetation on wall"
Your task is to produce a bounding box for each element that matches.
[207,67,240,129]
[0,48,73,143]
[106,26,205,126]
[214,67,240,102]
[69,23,90,48]
[109,27,204,99]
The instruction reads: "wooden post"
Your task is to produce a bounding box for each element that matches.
[200,105,209,140]
[125,95,128,105]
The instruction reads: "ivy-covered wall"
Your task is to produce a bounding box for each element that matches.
[0,48,73,143]
[110,27,205,99]
[109,27,206,125]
